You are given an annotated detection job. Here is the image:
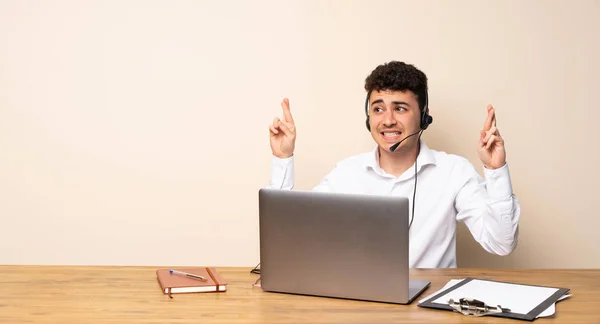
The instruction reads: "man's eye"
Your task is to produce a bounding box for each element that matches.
[374,108,383,112]
[395,107,406,111]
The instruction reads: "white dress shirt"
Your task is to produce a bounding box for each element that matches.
[266,140,520,268]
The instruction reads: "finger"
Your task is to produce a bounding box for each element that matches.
[281,98,295,124]
[283,121,295,134]
[486,134,496,149]
[278,120,294,138]
[483,105,495,130]
[273,117,281,128]
[483,125,497,143]
[269,124,279,135]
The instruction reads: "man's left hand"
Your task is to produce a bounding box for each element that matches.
[478,104,506,170]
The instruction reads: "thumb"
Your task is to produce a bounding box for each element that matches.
[478,130,486,149]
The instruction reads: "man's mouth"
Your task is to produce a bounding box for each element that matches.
[381,131,402,141]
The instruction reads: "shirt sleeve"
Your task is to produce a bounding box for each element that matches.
[455,162,521,256]
[265,155,295,190]
[265,154,337,192]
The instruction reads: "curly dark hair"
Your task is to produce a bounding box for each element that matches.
[364,61,428,112]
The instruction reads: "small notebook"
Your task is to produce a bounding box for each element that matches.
[156,267,227,297]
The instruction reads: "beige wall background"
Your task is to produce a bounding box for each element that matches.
[1,0,598,268]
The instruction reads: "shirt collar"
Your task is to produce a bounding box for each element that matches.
[365,139,437,175]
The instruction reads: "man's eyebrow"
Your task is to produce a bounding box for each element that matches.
[370,99,411,107]
[370,99,384,106]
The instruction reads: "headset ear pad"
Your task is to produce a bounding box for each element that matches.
[420,112,433,130]
[364,91,372,132]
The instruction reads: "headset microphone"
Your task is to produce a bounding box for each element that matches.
[389,131,422,152]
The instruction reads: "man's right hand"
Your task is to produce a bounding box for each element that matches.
[269,98,296,159]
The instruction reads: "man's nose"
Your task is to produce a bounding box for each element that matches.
[383,111,397,126]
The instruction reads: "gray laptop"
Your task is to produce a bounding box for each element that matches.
[258,188,430,304]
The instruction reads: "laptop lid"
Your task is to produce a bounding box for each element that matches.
[258,188,424,304]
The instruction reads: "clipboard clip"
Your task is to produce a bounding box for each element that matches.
[448,298,511,317]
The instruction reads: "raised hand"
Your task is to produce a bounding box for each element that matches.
[269,98,296,159]
[478,104,506,170]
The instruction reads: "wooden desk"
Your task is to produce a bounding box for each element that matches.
[1,266,599,323]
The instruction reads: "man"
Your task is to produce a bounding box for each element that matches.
[266,61,520,268]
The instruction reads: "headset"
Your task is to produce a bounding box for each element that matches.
[364,89,433,132]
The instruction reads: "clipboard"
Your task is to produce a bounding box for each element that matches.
[418,277,570,321]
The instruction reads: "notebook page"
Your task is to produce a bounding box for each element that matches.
[431,279,559,315]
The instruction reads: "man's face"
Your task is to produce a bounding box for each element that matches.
[368,89,421,153]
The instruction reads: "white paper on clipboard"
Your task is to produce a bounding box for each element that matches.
[419,279,571,318]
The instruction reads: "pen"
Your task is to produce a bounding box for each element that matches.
[169,269,208,281]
